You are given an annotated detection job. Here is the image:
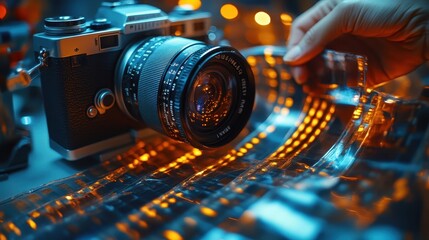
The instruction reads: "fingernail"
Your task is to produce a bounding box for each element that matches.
[283,45,302,62]
[291,66,308,85]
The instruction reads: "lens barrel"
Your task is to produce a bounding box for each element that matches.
[116,36,254,148]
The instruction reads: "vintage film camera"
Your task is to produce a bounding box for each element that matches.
[33,2,255,160]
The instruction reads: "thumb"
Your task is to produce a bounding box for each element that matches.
[284,3,347,65]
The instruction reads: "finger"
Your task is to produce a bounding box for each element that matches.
[290,65,309,85]
[284,3,347,65]
[288,0,340,48]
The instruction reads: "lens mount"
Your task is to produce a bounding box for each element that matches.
[116,36,255,148]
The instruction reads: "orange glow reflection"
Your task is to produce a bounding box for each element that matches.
[26,219,37,230]
[6,222,21,236]
[200,207,217,217]
[163,230,184,240]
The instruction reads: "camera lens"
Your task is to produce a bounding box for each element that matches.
[115,36,254,148]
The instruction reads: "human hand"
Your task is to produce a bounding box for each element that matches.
[284,0,429,87]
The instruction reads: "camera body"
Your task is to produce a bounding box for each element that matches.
[34,3,211,160]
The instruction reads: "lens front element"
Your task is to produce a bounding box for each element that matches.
[188,66,233,130]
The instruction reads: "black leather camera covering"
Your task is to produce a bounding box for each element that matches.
[39,51,144,151]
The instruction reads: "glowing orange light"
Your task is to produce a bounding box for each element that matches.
[220,4,238,20]
[280,13,293,25]
[393,178,409,201]
[219,197,230,205]
[139,153,150,161]
[27,219,37,230]
[239,148,248,153]
[30,211,40,218]
[266,125,276,133]
[266,69,278,79]
[7,222,21,236]
[178,0,201,10]
[140,206,157,218]
[128,214,139,223]
[184,217,197,226]
[246,56,257,66]
[200,207,217,217]
[255,11,271,26]
[268,90,277,103]
[164,230,184,240]
[251,138,260,144]
[0,4,6,19]
[268,78,278,88]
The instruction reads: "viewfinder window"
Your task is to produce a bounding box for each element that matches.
[100,34,119,49]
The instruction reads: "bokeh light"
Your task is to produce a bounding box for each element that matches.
[280,13,293,26]
[0,4,7,19]
[254,11,271,26]
[178,0,201,10]
[220,4,239,20]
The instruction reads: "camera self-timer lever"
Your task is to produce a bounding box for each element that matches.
[2,48,48,93]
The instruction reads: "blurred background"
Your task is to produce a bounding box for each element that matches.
[0,0,315,59]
